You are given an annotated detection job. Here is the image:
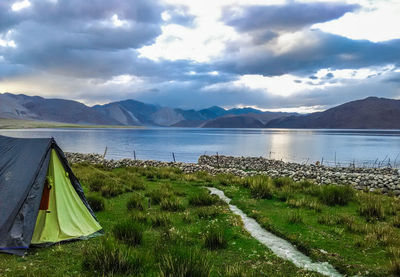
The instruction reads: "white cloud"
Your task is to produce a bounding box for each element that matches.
[139,23,236,62]
[313,0,400,42]
[103,74,143,86]
[11,0,31,12]
[140,0,285,62]
[265,105,326,114]
[110,14,129,28]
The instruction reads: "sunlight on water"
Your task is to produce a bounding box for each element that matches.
[1,128,400,167]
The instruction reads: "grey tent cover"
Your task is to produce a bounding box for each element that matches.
[0,135,96,255]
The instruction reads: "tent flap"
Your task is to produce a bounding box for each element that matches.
[31,150,102,244]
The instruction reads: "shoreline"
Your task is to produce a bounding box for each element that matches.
[0,118,143,129]
[66,152,400,195]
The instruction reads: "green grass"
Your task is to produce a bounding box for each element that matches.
[317,184,354,206]
[86,194,105,212]
[189,191,219,206]
[113,220,144,246]
[204,226,228,250]
[126,194,145,211]
[213,174,400,276]
[82,237,143,275]
[2,163,397,276]
[0,163,320,276]
[158,245,212,277]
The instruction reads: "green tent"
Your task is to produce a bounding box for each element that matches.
[0,136,102,255]
[31,149,102,244]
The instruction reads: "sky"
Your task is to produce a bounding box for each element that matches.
[0,0,400,112]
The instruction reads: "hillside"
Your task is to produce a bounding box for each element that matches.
[0,93,121,125]
[94,100,272,127]
[266,97,400,129]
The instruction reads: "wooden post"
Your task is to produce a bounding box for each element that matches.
[133,150,136,160]
[103,146,107,158]
[172,152,176,163]
[216,152,219,168]
[334,152,336,167]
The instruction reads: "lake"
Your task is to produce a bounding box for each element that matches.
[1,128,400,167]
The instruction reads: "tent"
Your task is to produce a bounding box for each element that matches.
[0,135,102,255]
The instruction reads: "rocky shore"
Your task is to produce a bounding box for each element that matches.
[66,152,400,195]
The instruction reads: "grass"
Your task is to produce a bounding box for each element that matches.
[82,237,143,275]
[1,163,375,276]
[287,211,303,224]
[204,226,228,250]
[248,175,273,199]
[146,184,174,204]
[160,197,185,211]
[220,264,257,277]
[86,195,105,212]
[390,259,400,276]
[317,185,354,206]
[112,220,144,246]
[126,194,145,211]
[213,173,400,276]
[149,213,171,228]
[159,246,212,277]
[189,191,218,206]
[196,206,220,219]
[358,194,385,222]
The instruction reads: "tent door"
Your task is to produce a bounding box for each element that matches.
[39,180,51,210]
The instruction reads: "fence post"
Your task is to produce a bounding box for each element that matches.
[172,152,176,163]
[334,152,336,167]
[103,146,107,158]
[216,152,219,168]
[133,150,136,160]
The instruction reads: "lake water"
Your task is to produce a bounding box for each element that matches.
[1,128,400,167]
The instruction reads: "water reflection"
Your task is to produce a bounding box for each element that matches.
[0,128,400,166]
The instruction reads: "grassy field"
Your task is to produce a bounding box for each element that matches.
[213,175,400,276]
[0,118,141,129]
[0,164,321,277]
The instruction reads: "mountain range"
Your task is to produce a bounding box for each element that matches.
[265,97,400,129]
[0,92,294,127]
[1,92,399,129]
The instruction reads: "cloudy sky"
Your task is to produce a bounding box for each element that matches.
[0,0,400,112]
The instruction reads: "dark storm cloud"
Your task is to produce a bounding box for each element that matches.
[0,0,164,77]
[0,0,215,85]
[216,31,400,77]
[222,1,360,31]
[0,1,20,32]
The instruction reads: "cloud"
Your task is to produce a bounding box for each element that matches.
[1,0,400,113]
[0,0,165,78]
[216,30,400,77]
[222,2,360,32]
[163,5,196,27]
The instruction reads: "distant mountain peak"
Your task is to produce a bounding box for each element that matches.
[2,93,396,129]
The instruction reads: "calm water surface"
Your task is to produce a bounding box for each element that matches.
[1,128,400,166]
